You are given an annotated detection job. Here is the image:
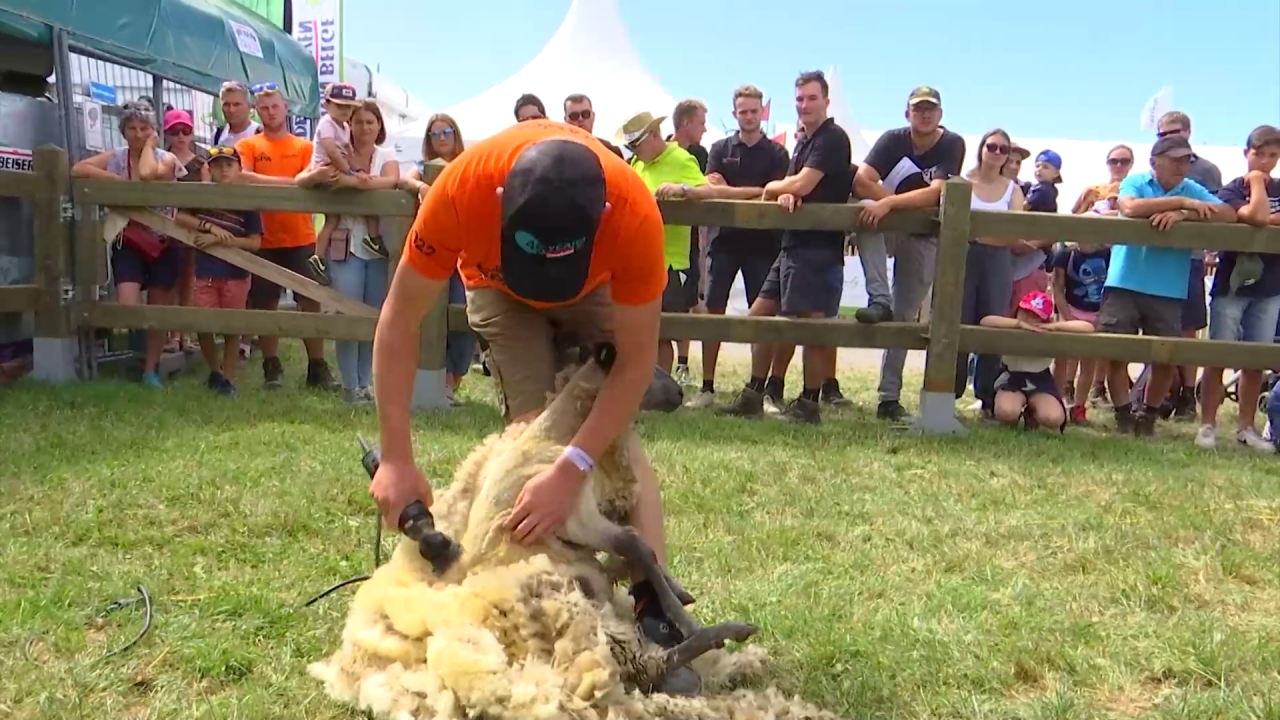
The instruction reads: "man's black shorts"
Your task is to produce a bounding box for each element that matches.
[249,244,316,308]
[661,266,695,313]
[706,251,775,312]
[758,247,843,318]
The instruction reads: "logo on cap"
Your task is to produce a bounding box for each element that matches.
[514,230,585,259]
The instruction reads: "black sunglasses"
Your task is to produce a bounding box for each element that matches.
[985,142,1010,155]
[1107,156,1133,167]
[566,109,593,122]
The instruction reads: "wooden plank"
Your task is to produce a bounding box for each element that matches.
[116,209,378,317]
[0,285,40,312]
[0,168,37,200]
[445,303,929,350]
[80,303,377,341]
[75,179,416,217]
[32,146,72,337]
[970,208,1280,253]
[658,198,938,235]
[920,179,971,395]
[959,326,1280,371]
[74,204,102,301]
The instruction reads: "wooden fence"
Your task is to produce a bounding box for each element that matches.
[6,144,1280,432]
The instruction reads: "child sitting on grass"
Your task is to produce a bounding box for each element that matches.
[980,290,1095,432]
[307,82,388,286]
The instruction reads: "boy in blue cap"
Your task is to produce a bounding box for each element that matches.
[1026,149,1063,213]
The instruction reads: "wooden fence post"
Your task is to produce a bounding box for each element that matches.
[912,178,970,435]
[30,145,79,383]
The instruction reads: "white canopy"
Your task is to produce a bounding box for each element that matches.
[387,0,712,163]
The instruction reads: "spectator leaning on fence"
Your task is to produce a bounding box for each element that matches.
[955,129,1023,417]
[1158,110,1224,421]
[298,99,401,405]
[667,98,711,387]
[398,112,478,405]
[71,100,187,388]
[369,118,702,695]
[234,81,341,392]
[172,145,263,397]
[851,85,967,422]
[1099,134,1236,437]
[720,70,854,424]
[685,83,791,410]
[1195,124,1280,453]
[163,108,209,355]
[212,80,261,147]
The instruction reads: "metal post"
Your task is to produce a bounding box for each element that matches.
[152,74,164,128]
[51,28,79,161]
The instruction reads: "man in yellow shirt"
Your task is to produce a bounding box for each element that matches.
[619,111,741,374]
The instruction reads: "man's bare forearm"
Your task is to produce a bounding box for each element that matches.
[373,271,444,464]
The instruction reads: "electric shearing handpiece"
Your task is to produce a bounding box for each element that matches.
[358,434,462,575]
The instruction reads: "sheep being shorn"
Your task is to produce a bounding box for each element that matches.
[308,343,837,719]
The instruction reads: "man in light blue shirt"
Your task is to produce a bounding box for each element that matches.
[1097,133,1237,437]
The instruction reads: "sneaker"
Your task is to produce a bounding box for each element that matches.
[206,370,236,397]
[1070,404,1088,425]
[342,387,372,405]
[362,234,390,258]
[1113,406,1135,434]
[1133,408,1157,437]
[306,359,340,391]
[141,370,163,388]
[762,381,785,416]
[876,400,910,421]
[684,389,716,409]
[854,302,892,324]
[672,364,693,387]
[1236,427,1276,454]
[306,254,331,286]
[820,378,853,408]
[718,387,764,418]
[358,386,376,404]
[780,397,821,424]
[239,342,252,361]
[444,386,461,407]
[1194,424,1217,450]
[262,355,284,390]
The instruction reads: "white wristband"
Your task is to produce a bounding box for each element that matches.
[562,445,594,473]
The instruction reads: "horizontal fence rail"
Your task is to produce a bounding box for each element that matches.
[13,145,1280,429]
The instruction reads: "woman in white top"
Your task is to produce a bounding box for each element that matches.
[299,100,400,403]
[956,128,1025,414]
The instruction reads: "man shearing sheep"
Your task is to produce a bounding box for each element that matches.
[369,119,700,693]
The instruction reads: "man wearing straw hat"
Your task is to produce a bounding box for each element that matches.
[368,118,702,694]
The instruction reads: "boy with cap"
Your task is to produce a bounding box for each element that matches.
[1099,134,1237,436]
[1195,124,1280,452]
[368,119,702,694]
[307,82,388,287]
[173,145,264,396]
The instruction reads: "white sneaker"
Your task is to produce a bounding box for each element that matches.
[763,394,784,416]
[1194,424,1217,449]
[684,390,715,409]
[673,364,693,387]
[1236,427,1276,454]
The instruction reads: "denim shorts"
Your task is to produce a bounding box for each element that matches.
[1208,293,1280,344]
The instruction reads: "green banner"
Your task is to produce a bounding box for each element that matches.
[223,0,285,28]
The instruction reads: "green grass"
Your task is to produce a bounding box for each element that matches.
[3,346,1280,720]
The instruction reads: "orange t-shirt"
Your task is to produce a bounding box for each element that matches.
[403,120,667,309]
[235,133,317,250]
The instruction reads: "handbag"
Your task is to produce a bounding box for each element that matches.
[119,152,169,261]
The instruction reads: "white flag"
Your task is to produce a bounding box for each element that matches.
[291,0,344,89]
[1139,86,1174,132]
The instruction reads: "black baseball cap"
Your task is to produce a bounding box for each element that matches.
[500,138,606,304]
[1151,134,1194,158]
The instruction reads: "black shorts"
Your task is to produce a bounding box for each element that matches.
[661,266,695,313]
[995,367,1067,431]
[706,251,775,312]
[1182,259,1208,332]
[1097,286,1182,338]
[111,239,183,291]
[684,239,702,307]
[249,244,316,308]
[758,247,843,318]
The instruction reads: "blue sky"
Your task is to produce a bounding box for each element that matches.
[343,0,1279,147]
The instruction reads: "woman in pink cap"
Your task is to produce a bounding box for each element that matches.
[161,108,211,353]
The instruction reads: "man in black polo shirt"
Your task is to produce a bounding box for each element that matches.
[685,84,791,409]
[852,85,967,422]
[720,70,853,424]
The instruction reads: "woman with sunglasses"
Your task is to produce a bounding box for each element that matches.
[955,128,1025,416]
[398,113,477,406]
[71,101,187,388]
[1070,144,1134,215]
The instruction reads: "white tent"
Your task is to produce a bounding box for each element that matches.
[386,0,714,163]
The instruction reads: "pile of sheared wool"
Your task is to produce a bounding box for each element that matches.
[308,351,837,719]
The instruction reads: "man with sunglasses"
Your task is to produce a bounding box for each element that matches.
[369,118,702,695]
[563,93,623,158]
